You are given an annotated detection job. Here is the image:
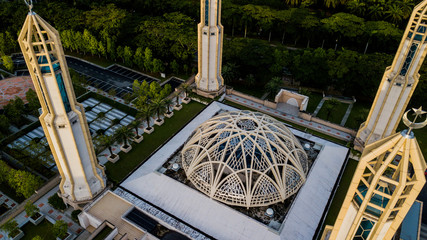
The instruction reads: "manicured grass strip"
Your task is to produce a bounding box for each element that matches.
[21,219,56,240]
[306,92,323,114]
[105,102,206,183]
[318,159,358,239]
[223,100,348,146]
[345,101,371,130]
[316,100,349,125]
[231,85,266,98]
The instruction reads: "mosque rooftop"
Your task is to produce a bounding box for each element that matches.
[119,102,349,240]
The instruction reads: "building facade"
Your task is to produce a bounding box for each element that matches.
[355,0,427,149]
[18,9,106,208]
[195,0,225,94]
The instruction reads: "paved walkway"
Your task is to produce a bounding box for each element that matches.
[225,94,353,141]
[313,98,325,117]
[0,192,18,220]
[340,103,354,126]
[0,186,85,240]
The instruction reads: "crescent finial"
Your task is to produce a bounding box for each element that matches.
[24,0,33,12]
[403,107,427,131]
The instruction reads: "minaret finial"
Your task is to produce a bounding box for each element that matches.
[403,106,427,134]
[24,0,33,12]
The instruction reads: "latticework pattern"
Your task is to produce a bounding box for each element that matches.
[181,111,308,208]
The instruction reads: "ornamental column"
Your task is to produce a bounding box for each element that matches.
[323,108,426,240]
[195,0,225,94]
[18,6,106,208]
[355,0,427,150]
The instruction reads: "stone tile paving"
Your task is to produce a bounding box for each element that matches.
[0,191,18,219]
[225,94,353,141]
[0,76,35,108]
[0,186,85,240]
[115,187,211,240]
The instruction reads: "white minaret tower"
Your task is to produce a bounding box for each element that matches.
[18,4,106,208]
[355,0,427,149]
[195,0,224,94]
[322,108,427,240]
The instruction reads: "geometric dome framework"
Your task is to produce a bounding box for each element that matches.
[181,110,308,208]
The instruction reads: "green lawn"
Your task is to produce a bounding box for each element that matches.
[21,219,56,240]
[230,84,266,98]
[223,100,348,145]
[345,101,371,130]
[306,92,323,114]
[412,127,427,158]
[318,159,358,239]
[316,100,350,125]
[105,101,206,183]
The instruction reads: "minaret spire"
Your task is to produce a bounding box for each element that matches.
[195,0,225,95]
[322,108,426,240]
[355,0,427,150]
[18,7,106,209]
[24,0,33,12]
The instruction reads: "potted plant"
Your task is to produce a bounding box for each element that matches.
[98,135,119,163]
[47,194,67,212]
[115,126,134,153]
[173,91,182,111]
[1,219,24,240]
[137,104,155,134]
[151,97,166,126]
[53,220,71,240]
[181,83,192,104]
[25,201,44,225]
[164,98,174,118]
[129,121,143,143]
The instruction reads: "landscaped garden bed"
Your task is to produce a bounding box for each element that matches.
[104,101,206,183]
[21,219,56,240]
[316,100,350,125]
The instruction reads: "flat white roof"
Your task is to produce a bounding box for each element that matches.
[121,102,349,240]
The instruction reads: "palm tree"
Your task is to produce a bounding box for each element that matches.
[164,98,173,114]
[265,77,283,96]
[386,4,405,24]
[151,97,167,122]
[138,104,154,130]
[115,126,134,149]
[174,91,181,107]
[181,83,192,100]
[346,0,367,16]
[98,134,116,158]
[129,120,142,139]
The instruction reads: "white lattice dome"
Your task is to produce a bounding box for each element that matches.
[181,110,308,208]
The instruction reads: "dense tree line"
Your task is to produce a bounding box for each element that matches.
[0,160,41,198]
[222,38,393,99]
[0,0,425,104]
[0,0,412,57]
